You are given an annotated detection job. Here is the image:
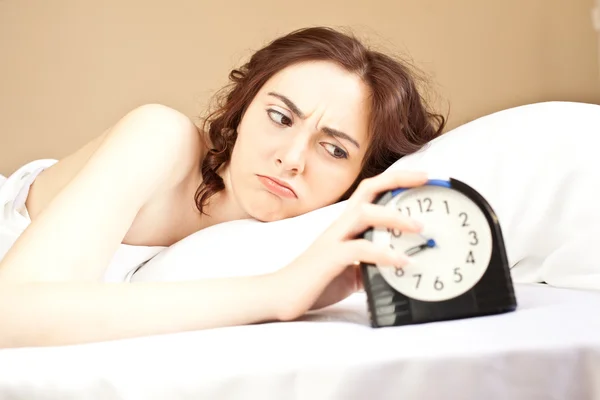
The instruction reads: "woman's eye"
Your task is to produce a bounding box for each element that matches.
[267,109,292,126]
[322,143,348,159]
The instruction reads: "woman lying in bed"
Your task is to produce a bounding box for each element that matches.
[0,26,445,348]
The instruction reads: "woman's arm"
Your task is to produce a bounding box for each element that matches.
[0,105,200,283]
[0,103,200,282]
[0,277,281,348]
[0,104,281,348]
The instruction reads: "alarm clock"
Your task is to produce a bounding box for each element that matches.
[360,177,517,327]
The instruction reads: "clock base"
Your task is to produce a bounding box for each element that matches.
[361,264,517,327]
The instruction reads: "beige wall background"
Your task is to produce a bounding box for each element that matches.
[1,0,599,176]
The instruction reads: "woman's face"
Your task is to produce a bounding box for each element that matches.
[226,60,372,222]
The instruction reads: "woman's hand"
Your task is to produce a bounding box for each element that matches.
[274,170,428,321]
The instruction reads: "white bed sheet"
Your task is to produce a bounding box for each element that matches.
[1,283,599,400]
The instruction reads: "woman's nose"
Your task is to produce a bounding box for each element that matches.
[274,137,309,174]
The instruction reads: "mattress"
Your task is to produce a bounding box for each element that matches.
[1,283,599,400]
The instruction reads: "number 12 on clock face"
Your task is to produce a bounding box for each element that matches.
[360,178,517,327]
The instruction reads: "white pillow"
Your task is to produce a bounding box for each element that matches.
[132,101,600,292]
[131,201,346,282]
[387,100,600,289]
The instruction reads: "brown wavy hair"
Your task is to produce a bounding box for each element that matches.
[195,26,446,215]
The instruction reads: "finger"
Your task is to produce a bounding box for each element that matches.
[340,239,413,269]
[353,264,364,291]
[350,170,428,204]
[343,202,423,239]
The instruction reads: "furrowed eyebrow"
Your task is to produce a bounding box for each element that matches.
[268,92,305,118]
[267,91,361,149]
[322,127,360,149]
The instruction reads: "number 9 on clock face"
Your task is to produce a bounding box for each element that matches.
[361,178,517,327]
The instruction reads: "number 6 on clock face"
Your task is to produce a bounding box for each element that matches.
[360,178,517,327]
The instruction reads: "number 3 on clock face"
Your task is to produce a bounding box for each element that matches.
[370,179,494,302]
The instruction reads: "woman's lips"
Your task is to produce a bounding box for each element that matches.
[257,175,297,199]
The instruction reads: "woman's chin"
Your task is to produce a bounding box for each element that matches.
[246,200,300,223]
[250,208,291,223]
[242,191,323,223]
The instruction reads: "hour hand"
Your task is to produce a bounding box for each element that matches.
[404,237,436,256]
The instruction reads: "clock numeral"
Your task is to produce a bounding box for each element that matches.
[413,273,422,288]
[466,251,475,264]
[454,267,463,282]
[394,203,413,217]
[459,212,469,227]
[387,228,402,238]
[443,200,450,214]
[394,267,404,277]
[434,276,444,291]
[417,197,433,213]
[468,230,478,245]
[426,198,433,212]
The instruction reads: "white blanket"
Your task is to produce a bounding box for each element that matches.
[1,283,599,400]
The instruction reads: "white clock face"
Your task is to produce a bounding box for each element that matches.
[371,184,493,302]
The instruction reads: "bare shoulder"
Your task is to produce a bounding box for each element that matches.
[96,103,205,189]
[0,103,206,281]
[28,103,204,220]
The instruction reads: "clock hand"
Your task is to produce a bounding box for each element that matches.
[418,234,437,248]
[405,243,429,256]
[404,237,437,256]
